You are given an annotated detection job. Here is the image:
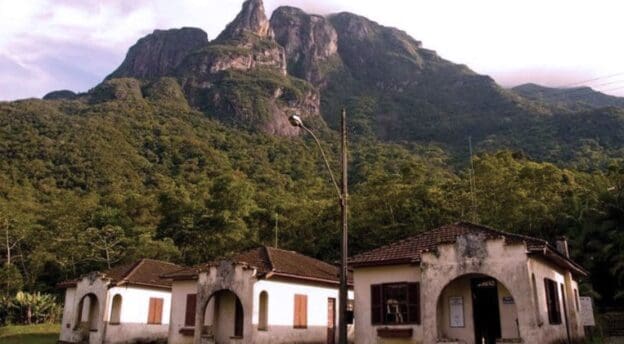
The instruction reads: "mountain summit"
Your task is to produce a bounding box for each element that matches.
[36,0,624,157]
[217,0,273,41]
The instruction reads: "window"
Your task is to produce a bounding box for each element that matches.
[147,297,164,325]
[544,279,562,324]
[293,294,308,329]
[110,294,122,324]
[346,299,354,325]
[574,289,580,311]
[371,282,420,325]
[184,294,196,327]
[259,291,268,331]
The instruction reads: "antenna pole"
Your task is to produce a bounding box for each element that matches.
[468,136,478,222]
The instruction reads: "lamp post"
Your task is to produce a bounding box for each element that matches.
[289,110,349,344]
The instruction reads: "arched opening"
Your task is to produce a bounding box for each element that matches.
[110,294,122,324]
[436,273,519,344]
[258,291,268,331]
[74,293,100,341]
[201,290,244,343]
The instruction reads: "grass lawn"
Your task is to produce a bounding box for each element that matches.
[0,324,59,344]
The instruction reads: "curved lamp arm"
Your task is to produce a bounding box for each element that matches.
[291,115,342,200]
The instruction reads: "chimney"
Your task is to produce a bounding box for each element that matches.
[555,237,569,258]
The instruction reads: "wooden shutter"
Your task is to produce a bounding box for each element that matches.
[294,294,308,328]
[407,282,421,324]
[148,297,164,324]
[185,294,197,326]
[371,284,382,325]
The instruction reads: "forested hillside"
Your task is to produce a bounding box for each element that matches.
[2,0,624,309]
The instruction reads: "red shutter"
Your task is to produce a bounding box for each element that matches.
[294,295,300,328]
[371,284,382,325]
[294,294,308,328]
[185,294,197,326]
[148,297,164,324]
[407,282,420,324]
[301,295,308,328]
[156,298,164,324]
[147,298,154,324]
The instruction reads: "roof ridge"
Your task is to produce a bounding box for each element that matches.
[140,258,181,266]
[119,258,146,282]
[456,221,549,244]
[264,246,276,271]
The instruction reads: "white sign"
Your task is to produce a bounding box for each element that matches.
[580,296,595,326]
[449,296,464,328]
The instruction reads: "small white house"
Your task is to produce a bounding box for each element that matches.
[58,258,182,344]
[348,222,588,344]
[163,246,354,344]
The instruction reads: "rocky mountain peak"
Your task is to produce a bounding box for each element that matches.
[217,0,273,41]
[270,6,340,86]
[107,27,208,80]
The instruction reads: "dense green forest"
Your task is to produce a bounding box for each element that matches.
[3,0,624,324]
[1,90,624,310]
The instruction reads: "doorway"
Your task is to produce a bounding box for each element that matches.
[471,278,501,344]
[327,298,336,344]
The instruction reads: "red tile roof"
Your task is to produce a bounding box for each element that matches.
[163,246,348,285]
[58,259,183,289]
[348,222,588,277]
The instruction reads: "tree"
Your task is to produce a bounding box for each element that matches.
[83,225,128,269]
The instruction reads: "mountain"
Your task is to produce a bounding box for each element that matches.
[50,0,619,161]
[106,0,321,137]
[4,0,624,308]
[512,83,624,111]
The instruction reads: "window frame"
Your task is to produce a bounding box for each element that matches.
[544,278,562,325]
[370,282,420,326]
[258,291,269,331]
[109,294,122,325]
[184,294,197,327]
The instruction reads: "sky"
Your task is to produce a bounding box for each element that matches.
[1,0,624,101]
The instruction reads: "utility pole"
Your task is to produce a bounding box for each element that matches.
[287,110,349,344]
[338,108,349,344]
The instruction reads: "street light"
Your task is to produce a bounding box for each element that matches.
[289,110,349,344]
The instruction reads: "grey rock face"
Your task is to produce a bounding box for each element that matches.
[270,6,340,86]
[216,0,273,41]
[107,27,208,80]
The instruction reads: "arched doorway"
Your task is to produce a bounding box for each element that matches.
[201,290,244,344]
[74,293,100,342]
[436,274,519,344]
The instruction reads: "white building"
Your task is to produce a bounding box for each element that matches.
[349,222,588,344]
[163,246,354,344]
[57,259,182,344]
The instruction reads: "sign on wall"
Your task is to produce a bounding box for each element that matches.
[579,296,596,326]
[449,296,464,328]
[502,296,514,304]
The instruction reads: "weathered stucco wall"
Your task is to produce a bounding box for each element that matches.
[353,264,422,344]
[528,256,584,343]
[59,277,173,344]
[103,286,172,344]
[193,261,257,344]
[60,287,77,342]
[252,279,354,344]
[421,237,532,344]
[169,280,197,344]
[59,274,109,344]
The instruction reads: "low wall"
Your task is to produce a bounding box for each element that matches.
[104,322,168,344]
